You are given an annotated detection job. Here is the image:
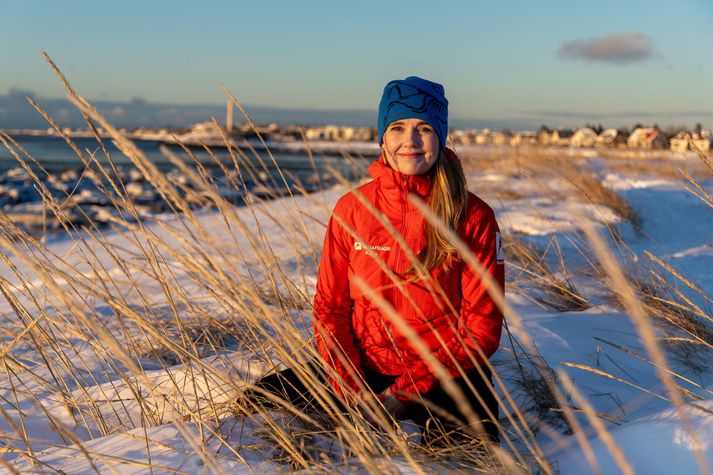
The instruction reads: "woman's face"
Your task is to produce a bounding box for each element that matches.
[382,118,440,175]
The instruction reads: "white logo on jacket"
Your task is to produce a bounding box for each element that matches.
[354,241,391,253]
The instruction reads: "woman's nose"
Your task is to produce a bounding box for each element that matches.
[404,127,421,146]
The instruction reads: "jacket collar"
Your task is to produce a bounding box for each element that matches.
[367,155,433,198]
[367,148,461,198]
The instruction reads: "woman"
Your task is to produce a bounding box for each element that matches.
[253,76,504,444]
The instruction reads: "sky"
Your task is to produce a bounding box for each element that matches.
[2,0,713,129]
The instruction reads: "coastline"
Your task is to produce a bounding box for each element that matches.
[0,134,374,239]
[5,129,382,156]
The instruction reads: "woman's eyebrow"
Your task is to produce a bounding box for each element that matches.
[389,120,431,126]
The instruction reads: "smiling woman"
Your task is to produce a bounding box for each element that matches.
[248,76,505,446]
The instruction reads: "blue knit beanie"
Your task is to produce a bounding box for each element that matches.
[377,76,448,150]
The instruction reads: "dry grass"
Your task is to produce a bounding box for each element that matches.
[0,54,710,474]
[682,138,713,210]
[0,55,530,473]
[604,155,712,180]
[614,259,713,375]
[458,147,586,180]
[562,169,642,230]
[501,350,572,435]
[459,147,641,233]
[503,234,589,312]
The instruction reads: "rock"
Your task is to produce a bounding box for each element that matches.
[125,182,145,198]
[60,169,79,181]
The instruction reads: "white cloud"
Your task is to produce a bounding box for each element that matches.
[559,32,656,64]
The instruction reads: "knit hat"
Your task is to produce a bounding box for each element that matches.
[377,76,448,150]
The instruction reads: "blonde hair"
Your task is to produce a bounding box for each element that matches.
[409,150,468,273]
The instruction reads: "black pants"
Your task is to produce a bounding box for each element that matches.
[245,361,499,444]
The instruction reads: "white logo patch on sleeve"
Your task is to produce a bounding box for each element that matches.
[496,232,504,264]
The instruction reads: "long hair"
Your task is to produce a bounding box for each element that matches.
[409,149,469,274]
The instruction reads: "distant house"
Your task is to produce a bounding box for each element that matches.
[520,131,538,145]
[551,129,575,146]
[628,128,668,149]
[508,132,523,146]
[304,127,326,140]
[278,125,306,140]
[351,127,376,142]
[613,129,630,148]
[490,131,507,145]
[670,132,711,153]
[571,128,598,148]
[670,132,689,153]
[449,129,472,145]
[189,121,216,134]
[507,130,537,146]
[692,134,711,153]
[596,128,618,148]
[338,127,357,141]
[340,126,375,141]
[475,129,490,145]
[304,125,339,141]
[536,127,552,146]
[303,125,374,142]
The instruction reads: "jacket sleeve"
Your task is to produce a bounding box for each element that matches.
[390,207,504,402]
[313,203,364,398]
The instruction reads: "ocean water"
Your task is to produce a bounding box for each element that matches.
[0,134,370,188]
[0,135,166,171]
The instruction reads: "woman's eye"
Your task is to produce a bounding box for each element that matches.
[389,126,403,132]
[419,127,434,134]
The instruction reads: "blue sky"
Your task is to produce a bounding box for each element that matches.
[2,0,712,128]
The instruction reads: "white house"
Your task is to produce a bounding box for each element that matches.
[627,128,667,149]
[670,132,711,153]
[571,128,598,148]
[596,128,618,147]
[551,129,575,146]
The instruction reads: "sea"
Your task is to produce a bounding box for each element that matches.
[0,134,371,180]
[0,134,373,236]
[0,134,376,200]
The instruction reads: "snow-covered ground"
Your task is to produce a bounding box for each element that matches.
[0,148,712,474]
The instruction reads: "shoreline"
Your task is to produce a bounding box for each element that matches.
[5,129,698,162]
[5,129,382,156]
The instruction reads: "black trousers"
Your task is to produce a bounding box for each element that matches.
[245,361,499,444]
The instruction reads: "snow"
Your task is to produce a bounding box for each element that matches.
[499,199,621,236]
[12,421,281,474]
[602,173,673,191]
[553,400,713,475]
[1,149,712,473]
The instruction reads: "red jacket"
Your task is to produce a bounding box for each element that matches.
[313,150,504,403]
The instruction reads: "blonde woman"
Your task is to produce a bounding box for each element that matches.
[254,77,504,444]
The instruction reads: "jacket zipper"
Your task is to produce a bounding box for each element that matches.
[389,175,410,351]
